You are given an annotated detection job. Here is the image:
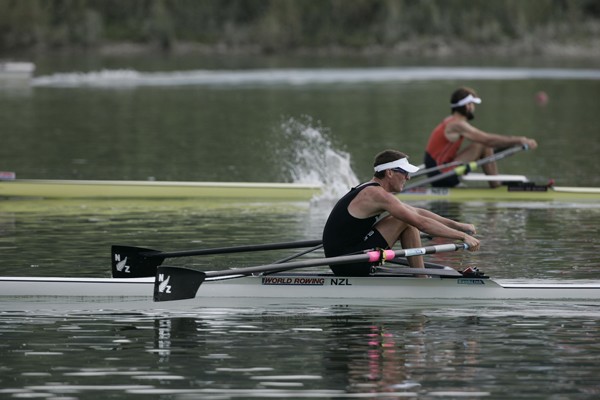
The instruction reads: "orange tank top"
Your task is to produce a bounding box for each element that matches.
[425,116,464,169]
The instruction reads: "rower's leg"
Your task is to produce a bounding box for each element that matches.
[399,226,425,269]
[377,217,424,268]
[375,217,427,277]
[456,143,501,188]
[480,148,500,188]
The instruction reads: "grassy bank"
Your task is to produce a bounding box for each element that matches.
[1,0,599,59]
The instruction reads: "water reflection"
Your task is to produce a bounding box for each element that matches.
[3,303,599,398]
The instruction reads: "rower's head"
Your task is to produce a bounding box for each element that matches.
[451,87,481,120]
[373,150,420,185]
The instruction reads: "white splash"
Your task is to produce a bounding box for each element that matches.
[276,116,358,202]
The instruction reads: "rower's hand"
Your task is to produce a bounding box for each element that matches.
[463,234,480,252]
[461,223,476,236]
[521,137,538,150]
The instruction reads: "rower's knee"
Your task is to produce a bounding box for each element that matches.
[400,225,422,246]
[483,146,494,158]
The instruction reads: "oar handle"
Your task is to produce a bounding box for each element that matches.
[391,243,468,259]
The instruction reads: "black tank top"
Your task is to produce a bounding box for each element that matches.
[322,182,381,257]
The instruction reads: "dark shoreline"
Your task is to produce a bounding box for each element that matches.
[5,34,600,62]
[72,39,600,60]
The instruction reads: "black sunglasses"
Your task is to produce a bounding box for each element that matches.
[392,167,409,177]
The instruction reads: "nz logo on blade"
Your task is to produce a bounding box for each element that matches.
[114,255,130,273]
[157,274,172,294]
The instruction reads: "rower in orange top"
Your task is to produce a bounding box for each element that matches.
[424,87,538,188]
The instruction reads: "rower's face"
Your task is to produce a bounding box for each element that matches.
[466,102,476,120]
[391,168,410,190]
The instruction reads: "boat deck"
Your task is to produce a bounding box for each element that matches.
[1,178,599,202]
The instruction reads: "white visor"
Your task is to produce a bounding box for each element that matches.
[374,157,420,173]
[451,94,482,108]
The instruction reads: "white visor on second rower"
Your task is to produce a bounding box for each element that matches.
[374,157,420,173]
[451,94,482,108]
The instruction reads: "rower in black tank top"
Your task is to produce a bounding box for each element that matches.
[322,182,390,276]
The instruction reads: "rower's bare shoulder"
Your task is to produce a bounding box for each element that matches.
[446,118,469,133]
[364,186,400,204]
[355,184,382,198]
[352,185,386,203]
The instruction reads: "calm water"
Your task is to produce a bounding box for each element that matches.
[1,54,600,399]
[1,303,599,399]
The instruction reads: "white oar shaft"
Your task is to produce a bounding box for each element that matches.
[205,250,392,279]
[411,160,464,177]
[404,144,527,190]
[205,243,467,278]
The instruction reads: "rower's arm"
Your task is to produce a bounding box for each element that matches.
[448,120,536,149]
[385,198,472,241]
[367,191,480,251]
[410,205,476,235]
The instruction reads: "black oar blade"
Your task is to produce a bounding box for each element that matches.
[111,245,165,278]
[154,266,206,302]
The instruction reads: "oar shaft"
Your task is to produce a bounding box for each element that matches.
[271,244,324,264]
[148,239,323,258]
[404,144,527,190]
[205,243,467,279]
[411,160,464,178]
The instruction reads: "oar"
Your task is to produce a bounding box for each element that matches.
[153,243,468,301]
[411,160,464,178]
[111,239,322,278]
[403,144,528,190]
[270,244,324,264]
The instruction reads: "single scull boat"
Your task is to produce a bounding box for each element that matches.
[0,179,321,201]
[1,273,599,301]
[1,177,599,202]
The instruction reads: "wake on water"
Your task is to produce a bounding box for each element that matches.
[274,116,359,204]
[32,67,600,88]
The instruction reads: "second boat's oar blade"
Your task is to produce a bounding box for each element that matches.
[111,245,165,278]
[154,266,206,301]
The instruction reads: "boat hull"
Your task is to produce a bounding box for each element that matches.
[2,274,600,302]
[1,179,599,202]
[0,179,320,201]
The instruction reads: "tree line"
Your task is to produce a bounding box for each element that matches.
[1,0,599,54]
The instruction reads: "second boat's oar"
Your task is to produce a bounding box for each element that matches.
[403,144,528,190]
[154,243,468,301]
[111,239,323,278]
[410,160,464,178]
